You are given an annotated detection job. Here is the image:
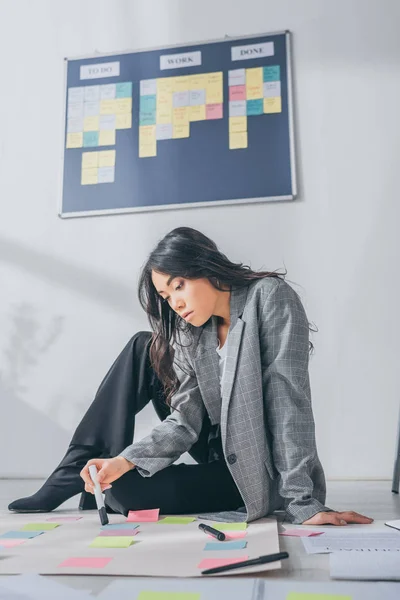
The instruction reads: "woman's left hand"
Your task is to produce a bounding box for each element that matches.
[302,511,374,526]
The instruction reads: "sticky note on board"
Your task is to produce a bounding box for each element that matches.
[66,132,83,148]
[229,100,246,117]
[246,67,263,100]
[100,114,116,130]
[197,556,249,570]
[263,65,280,82]
[82,151,99,169]
[89,535,137,548]
[206,104,223,119]
[0,531,44,539]
[156,123,173,140]
[99,130,116,146]
[140,95,157,113]
[173,124,190,139]
[263,81,281,98]
[139,142,157,158]
[141,79,157,96]
[228,68,246,86]
[98,166,115,184]
[204,540,247,551]
[212,522,247,531]
[157,516,196,524]
[229,85,246,102]
[173,91,190,108]
[100,84,116,100]
[67,102,84,119]
[286,594,352,600]
[189,89,205,106]
[115,98,132,114]
[68,86,84,102]
[67,116,84,133]
[20,523,60,531]
[137,593,200,600]
[173,76,190,93]
[98,150,116,167]
[139,125,156,142]
[84,85,100,102]
[84,101,100,117]
[172,107,189,125]
[157,78,174,95]
[189,105,206,121]
[83,116,99,131]
[59,557,113,568]
[100,99,117,115]
[83,131,99,147]
[189,73,208,90]
[81,168,98,185]
[229,116,247,133]
[115,113,132,129]
[127,508,160,522]
[229,131,248,150]
[205,82,223,104]
[156,91,173,123]
[247,99,263,116]
[264,97,282,113]
[116,82,132,98]
[101,523,140,530]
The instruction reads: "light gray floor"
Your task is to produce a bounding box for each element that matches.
[0,479,399,596]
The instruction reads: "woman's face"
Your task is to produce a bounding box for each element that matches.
[151,271,220,327]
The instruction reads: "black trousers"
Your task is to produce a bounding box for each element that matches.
[71,332,243,516]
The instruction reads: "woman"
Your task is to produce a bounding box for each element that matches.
[9,227,372,526]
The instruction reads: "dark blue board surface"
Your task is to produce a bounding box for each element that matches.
[61,32,295,216]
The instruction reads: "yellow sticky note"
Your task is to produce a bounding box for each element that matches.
[98,150,116,168]
[83,116,99,132]
[115,113,132,129]
[139,125,156,143]
[82,151,98,169]
[173,107,189,125]
[157,77,174,95]
[206,80,223,104]
[264,97,282,113]
[156,91,173,124]
[246,67,263,100]
[115,98,132,114]
[189,74,207,89]
[89,536,137,548]
[173,124,190,139]
[189,105,206,121]
[100,99,117,115]
[139,142,157,158]
[173,76,190,93]
[81,167,98,185]
[229,116,247,133]
[229,131,248,150]
[66,132,83,148]
[98,130,116,146]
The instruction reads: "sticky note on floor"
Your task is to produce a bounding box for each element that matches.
[0,531,44,539]
[157,517,196,525]
[89,536,137,548]
[46,516,82,522]
[197,556,248,570]
[286,594,352,600]
[212,522,247,531]
[137,592,200,600]
[21,523,60,531]
[280,529,324,537]
[204,540,247,551]
[99,529,139,537]
[59,557,113,568]
[127,508,160,522]
[0,539,27,548]
[101,523,140,530]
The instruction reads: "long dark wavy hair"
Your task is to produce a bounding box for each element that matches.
[138,227,316,406]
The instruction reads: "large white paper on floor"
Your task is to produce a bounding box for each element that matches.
[302,530,400,554]
[330,551,400,581]
[98,576,400,600]
[0,574,92,599]
[0,511,280,577]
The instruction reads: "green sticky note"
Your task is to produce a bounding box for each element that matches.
[157,517,196,525]
[89,536,137,548]
[286,594,352,600]
[138,592,200,600]
[213,522,247,531]
[20,523,60,531]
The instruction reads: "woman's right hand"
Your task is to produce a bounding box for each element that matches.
[80,456,134,494]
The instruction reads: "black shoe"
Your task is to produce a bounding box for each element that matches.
[8,445,99,513]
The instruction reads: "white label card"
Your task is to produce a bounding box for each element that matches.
[231,42,274,61]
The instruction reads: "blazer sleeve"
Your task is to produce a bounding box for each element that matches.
[118,344,205,477]
[260,280,333,523]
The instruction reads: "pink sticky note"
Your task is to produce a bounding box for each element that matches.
[127,508,160,522]
[58,557,112,568]
[46,516,82,522]
[0,539,27,548]
[279,529,324,537]
[208,531,247,540]
[99,529,139,537]
[229,85,246,101]
[206,104,223,119]
[198,556,249,570]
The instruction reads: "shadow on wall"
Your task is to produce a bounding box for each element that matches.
[0,236,136,314]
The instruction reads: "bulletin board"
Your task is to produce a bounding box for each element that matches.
[59,31,297,218]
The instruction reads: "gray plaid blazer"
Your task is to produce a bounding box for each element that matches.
[120,277,331,523]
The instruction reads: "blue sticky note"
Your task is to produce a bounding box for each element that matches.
[0,531,44,539]
[247,99,263,116]
[101,523,140,530]
[204,540,247,551]
[140,95,156,112]
[139,110,156,126]
[116,82,132,98]
[263,65,280,82]
[83,131,99,147]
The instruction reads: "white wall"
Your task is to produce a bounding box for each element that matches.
[0,0,399,479]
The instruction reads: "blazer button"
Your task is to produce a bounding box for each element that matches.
[227,454,237,465]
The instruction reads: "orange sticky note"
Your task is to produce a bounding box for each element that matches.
[127,508,160,522]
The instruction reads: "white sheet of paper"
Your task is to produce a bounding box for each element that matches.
[385,520,400,532]
[0,574,91,599]
[330,550,400,580]
[302,530,400,554]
